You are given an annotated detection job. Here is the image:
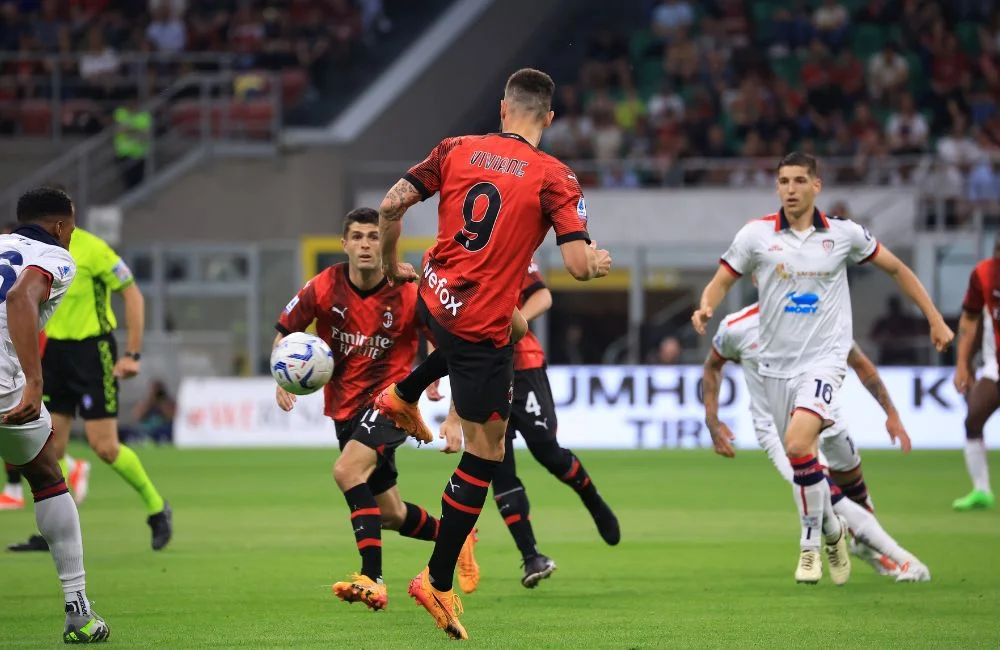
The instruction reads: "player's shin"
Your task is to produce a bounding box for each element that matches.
[33,480,89,615]
[494,482,537,560]
[837,470,875,511]
[789,454,829,549]
[344,484,383,581]
[834,496,912,568]
[427,451,499,591]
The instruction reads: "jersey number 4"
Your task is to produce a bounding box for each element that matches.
[0,250,24,303]
[455,182,501,253]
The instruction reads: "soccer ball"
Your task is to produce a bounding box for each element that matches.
[270,332,334,395]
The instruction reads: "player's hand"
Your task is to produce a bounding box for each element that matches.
[426,379,444,402]
[707,420,736,458]
[3,381,42,425]
[275,385,297,412]
[691,306,713,335]
[885,413,912,453]
[439,416,463,454]
[383,260,418,285]
[930,320,955,352]
[590,241,613,279]
[113,356,141,379]
[954,365,973,394]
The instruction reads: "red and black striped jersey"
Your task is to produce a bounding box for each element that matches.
[514,259,547,371]
[963,257,1000,367]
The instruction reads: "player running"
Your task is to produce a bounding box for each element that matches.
[1,188,110,642]
[273,207,480,612]
[952,235,1000,511]
[703,302,930,581]
[8,227,171,553]
[373,68,612,639]
[439,259,620,588]
[692,152,952,585]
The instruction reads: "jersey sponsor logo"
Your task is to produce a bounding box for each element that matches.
[422,260,464,316]
[58,265,71,279]
[784,291,820,314]
[330,325,394,360]
[768,244,783,252]
[111,260,133,283]
[774,263,794,280]
[283,296,299,314]
[577,197,588,221]
[331,305,348,318]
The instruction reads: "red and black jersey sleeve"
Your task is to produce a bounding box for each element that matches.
[404,137,464,201]
[962,263,986,314]
[519,259,547,307]
[540,162,590,246]
[276,279,319,334]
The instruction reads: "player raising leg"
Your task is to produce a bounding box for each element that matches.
[952,237,1000,510]
[273,208,479,611]
[1,188,109,642]
[692,152,952,584]
[375,68,611,639]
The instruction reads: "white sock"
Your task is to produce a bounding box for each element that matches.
[761,436,794,482]
[3,482,23,499]
[822,483,841,543]
[835,498,915,566]
[965,439,992,493]
[793,479,830,550]
[34,490,89,616]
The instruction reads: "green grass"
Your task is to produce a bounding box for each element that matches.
[2,446,999,648]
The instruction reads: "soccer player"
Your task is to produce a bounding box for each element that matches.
[1,187,110,642]
[703,302,930,581]
[952,235,1000,510]
[692,152,952,584]
[373,68,612,639]
[7,226,171,553]
[439,259,620,588]
[274,207,480,611]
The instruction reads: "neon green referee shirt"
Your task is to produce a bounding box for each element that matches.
[45,228,134,341]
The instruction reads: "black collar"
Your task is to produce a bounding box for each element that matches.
[341,264,387,299]
[12,224,60,247]
[777,207,829,231]
[496,132,534,147]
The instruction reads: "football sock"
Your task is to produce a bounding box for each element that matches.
[494,484,538,560]
[427,452,498,591]
[398,502,439,541]
[558,454,601,508]
[344,484,383,581]
[5,462,21,486]
[32,481,88,616]
[833,497,915,567]
[761,435,794,482]
[109,445,165,515]
[839,471,875,511]
[58,456,70,481]
[964,439,992,493]
[395,350,449,404]
[790,454,833,550]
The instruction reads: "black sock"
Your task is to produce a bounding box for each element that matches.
[344,484,382,581]
[4,463,21,485]
[494,483,538,560]
[558,454,600,508]
[398,501,439,541]
[427,452,498,591]
[396,350,449,404]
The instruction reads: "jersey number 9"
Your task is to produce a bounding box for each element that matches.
[455,182,502,253]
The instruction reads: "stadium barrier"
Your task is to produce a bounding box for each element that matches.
[174,365,980,450]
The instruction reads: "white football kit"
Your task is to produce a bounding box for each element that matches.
[712,303,861,472]
[0,230,75,465]
[720,209,879,435]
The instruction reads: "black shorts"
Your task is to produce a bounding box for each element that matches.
[417,296,514,424]
[335,405,409,496]
[507,366,558,445]
[42,334,119,420]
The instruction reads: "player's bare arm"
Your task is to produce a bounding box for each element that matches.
[272,331,297,411]
[559,240,611,281]
[519,287,552,322]
[954,310,982,393]
[848,341,911,452]
[702,350,735,458]
[113,282,144,379]
[692,267,739,335]
[870,246,954,351]
[377,178,423,284]
[2,268,50,425]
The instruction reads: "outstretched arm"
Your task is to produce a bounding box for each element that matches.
[870,246,953,351]
[848,341,911,452]
[378,178,424,283]
[692,267,739,335]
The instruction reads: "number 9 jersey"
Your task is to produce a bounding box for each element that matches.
[405,133,590,347]
[0,230,76,396]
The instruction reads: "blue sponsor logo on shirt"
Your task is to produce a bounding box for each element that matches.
[784,291,820,314]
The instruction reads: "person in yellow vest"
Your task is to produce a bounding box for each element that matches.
[113,98,151,190]
[7,228,172,553]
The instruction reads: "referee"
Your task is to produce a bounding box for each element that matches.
[8,227,172,552]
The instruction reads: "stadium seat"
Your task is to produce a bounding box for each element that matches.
[19,100,52,135]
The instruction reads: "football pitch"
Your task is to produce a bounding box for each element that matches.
[2,446,999,649]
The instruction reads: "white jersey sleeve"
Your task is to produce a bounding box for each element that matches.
[712,319,741,362]
[843,219,879,265]
[720,222,758,277]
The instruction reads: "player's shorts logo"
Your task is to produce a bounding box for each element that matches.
[784,291,820,314]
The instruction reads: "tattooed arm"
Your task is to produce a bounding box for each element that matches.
[848,341,911,451]
[378,178,423,283]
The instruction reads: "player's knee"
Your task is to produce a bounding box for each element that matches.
[19,450,62,491]
[965,413,986,439]
[90,438,119,464]
[784,438,813,459]
[332,458,363,491]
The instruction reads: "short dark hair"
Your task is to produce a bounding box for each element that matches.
[776,152,819,177]
[342,207,379,237]
[16,187,74,223]
[504,68,555,120]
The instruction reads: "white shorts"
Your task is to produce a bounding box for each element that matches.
[0,389,52,466]
[761,365,845,436]
[819,422,862,472]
